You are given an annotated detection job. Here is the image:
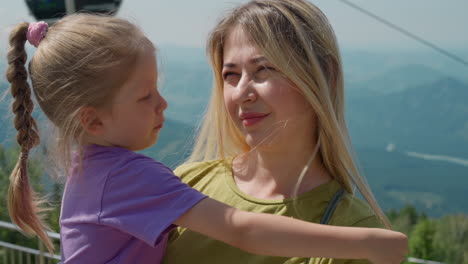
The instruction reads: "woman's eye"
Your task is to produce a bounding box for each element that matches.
[223,72,238,80]
[258,66,276,73]
[255,66,276,80]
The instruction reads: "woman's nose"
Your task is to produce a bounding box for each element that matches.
[232,75,257,104]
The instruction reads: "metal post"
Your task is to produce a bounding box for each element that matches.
[18,250,22,264]
[2,248,6,264]
[38,240,44,264]
[65,0,76,15]
[26,253,31,264]
[10,249,14,264]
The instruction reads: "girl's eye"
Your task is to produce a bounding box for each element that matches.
[139,93,151,101]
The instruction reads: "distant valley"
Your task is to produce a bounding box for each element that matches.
[0,48,467,217]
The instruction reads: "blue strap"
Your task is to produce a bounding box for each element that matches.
[306,188,345,264]
[320,188,345,224]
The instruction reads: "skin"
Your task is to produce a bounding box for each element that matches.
[222,26,331,199]
[82,48,167,151]
[177,26,408,261]
[79,41,407,264]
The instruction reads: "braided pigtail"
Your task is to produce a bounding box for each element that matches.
[5,22,54,254]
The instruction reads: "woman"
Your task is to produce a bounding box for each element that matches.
[164,0,393,263]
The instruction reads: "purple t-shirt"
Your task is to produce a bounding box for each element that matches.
[60,145,207,263]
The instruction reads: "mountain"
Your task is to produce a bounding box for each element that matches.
[347,77,468,158]
[156,45,213,124]
[141,118,195,168]
[341,49,468,84]
[157,48,468,125]
[1,49,467,217]
[0,78,195,169]
[356,147,468,217]
[158,58,212,125]
[346,64,446,95]
[0,80,14,145]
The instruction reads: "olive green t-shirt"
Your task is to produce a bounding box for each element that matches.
[163,159,384,264]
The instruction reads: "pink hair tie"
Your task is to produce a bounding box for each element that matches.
[27,21,49,47]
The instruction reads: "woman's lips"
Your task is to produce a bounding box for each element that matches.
[240,113,269,127]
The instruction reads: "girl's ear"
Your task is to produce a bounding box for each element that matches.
[79,107,105,136]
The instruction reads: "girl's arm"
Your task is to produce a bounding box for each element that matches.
[174,198,407,264]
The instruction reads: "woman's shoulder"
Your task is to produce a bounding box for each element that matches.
[331,192,385,228]
[174,159,230,183]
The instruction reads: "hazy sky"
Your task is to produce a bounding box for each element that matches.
[0,0,467,52]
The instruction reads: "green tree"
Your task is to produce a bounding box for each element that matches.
[389,205,468,263]
[433,214,468,264]
[0,144,61,255]
[391,204,420,235]
[409,219,442,261]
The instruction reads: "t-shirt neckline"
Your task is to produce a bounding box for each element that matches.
[222,157,341,205]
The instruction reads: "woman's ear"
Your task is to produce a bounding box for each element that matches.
[79,106,105,136]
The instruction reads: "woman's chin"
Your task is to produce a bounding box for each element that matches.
[245,135,278,151]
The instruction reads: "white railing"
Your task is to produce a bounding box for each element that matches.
[0,220,447,264]
[407,257,445,264]
[0,220,61,264]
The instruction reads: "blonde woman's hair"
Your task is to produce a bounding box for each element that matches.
[5,13,153,253]
[190,0,391,228]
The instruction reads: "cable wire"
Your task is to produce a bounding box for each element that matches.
[338,0,468,68]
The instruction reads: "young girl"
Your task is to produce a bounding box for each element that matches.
[6,14,407,264]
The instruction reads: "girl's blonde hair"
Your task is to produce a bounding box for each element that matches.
[6,13,153,253]
[190,0,391,228]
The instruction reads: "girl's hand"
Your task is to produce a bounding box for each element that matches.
[365,228,408,264]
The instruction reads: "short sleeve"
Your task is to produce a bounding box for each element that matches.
[173,161,213,183]
[351,215,385,228]
[98,155,207,247]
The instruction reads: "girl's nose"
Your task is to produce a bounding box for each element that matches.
[155,92,168,113]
